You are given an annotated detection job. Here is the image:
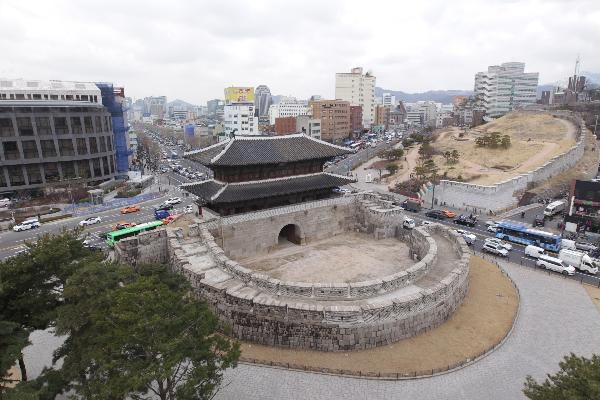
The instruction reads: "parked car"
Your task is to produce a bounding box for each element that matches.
[454,214,477,227]
[524,245,545,259]
[441,210,457,218]
[485,238,512,251]
[120,205,141,214]
[402,217,415,229]
[487,224,499,233]
[79,216,101,227]
[156,203,174,211]
[113,222,136,231]
[536,255,575,276]
[534,214,545,227]
[162,215,179,225]
[482,242,509,257]
[453,229,476,245]
[425,210,448,220]
[154,209,170,220]
[165,197,182,205]
[13,218,41,232]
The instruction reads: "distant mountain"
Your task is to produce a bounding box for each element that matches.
[167,99,198,109]
[374,87,473,104]
[582,71,600,85]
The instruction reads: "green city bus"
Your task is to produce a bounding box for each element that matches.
[105,220,164,247]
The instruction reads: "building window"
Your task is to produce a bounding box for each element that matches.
[16,117,34,136]
[89,137,98,154]
[40,140,57,157]
[61,161,76,179]
[84,116,93,133]
[43,163,60,182]
[92,158,101,176]
[0,118,15,137]
[76,138,88,155]
[2,141,20,160]
[58,139,75,156]
[106,136,112,152]
[70,116,83,134]
[7,166,25,186]
[35,117,52,135]
[54,117,69,135]
[0,168,6,187]
[26,164,42,184]
[21,140,39,159]
[94,116,102,132]
[76,160,91,178]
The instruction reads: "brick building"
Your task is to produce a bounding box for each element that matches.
[274,116,297,135]
[349,105,363,137]
[309,100,350,143]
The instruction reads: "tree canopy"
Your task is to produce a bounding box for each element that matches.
[523,353,600,400]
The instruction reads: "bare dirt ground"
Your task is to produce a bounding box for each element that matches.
[429,112,576,185]
[242,232,413,283]
[239,256,518,375]
[584,284,600,313]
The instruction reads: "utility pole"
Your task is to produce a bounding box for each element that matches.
[594,115,598,137]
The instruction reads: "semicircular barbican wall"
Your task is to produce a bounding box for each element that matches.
[157,193,472,352]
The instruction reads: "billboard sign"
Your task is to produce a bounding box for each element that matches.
[224,86,254,103]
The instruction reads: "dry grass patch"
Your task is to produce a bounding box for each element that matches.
[239,256,518,375]
[583,284,600,313]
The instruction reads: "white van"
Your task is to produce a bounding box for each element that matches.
[544,200,566,217]
[536,255,575,275]
[524,245,545,259]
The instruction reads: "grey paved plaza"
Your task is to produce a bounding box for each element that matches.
[216,261,600,400]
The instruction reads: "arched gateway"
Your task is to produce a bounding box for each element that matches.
[278,224,303,245]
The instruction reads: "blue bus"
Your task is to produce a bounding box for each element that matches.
[495,222,561,252]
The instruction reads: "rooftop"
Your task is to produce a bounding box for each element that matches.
[182,172,355,204]
[185,134,352,167]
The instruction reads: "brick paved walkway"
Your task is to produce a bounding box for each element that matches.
[216,261,600,400]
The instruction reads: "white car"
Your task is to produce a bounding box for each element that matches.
[13,218,41,232]
[403,218,415,229]
[536,255,576,276]
[165,197,182,205]
[485,238,512,251]
[421,220,434,226]
[183,205,194,213]
[482,242,509,257]
[454,229,476,245]
[79,216,102,227]
[487,224,498,233]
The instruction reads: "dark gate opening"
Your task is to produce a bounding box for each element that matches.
[278,224,302,245]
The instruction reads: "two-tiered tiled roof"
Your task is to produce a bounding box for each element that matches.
[184,134,352,166]
[182,173,354,204]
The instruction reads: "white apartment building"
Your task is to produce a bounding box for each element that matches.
[224,104,258,136]
[412,101,437,127]
[267,98,309,125]
[335,67,376,127]
[382,93,396,107]
[474,62,539,118]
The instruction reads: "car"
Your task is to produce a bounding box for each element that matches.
[441,210,457,218]
[485,238,512,251]
[165,197,182,205]
[403,217,415,229]
[454,229,476,245]
[421,220,434,226]
[536,255,575,276]
[120,205,141,214]
[425,210,448,220]
[487,224,499,233]
[485,220,501,227]
[183,205,194,213]
[162,215,179,225]
[79,216,101,227]
[482,242,509,257]
[454,214,477,227]
[113,222,136,231]
[156,203,174,211]
[12,218,41,232]
[534,214,545,227]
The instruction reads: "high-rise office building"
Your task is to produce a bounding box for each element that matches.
[223,87,258,137]
[254,85,272,117]
[474,62,539,118]
[335,67,376,127]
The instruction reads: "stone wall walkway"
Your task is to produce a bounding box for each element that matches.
[216,260,600,400]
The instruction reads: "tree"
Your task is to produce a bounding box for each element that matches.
[489,131,502,148]
[53,263,240,400]
[0,230,95,385]
[523,353,600,399]
[384,148,404,161]
[418,139,434,159]
[451,150,460,164]
[501,135,511,149]
[414,157,438,182]
[386,163,399,175]
[443,151,452,164]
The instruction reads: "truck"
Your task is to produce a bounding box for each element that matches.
[544,200,566,217]
[558,249,598,275]
[402,197,422,212]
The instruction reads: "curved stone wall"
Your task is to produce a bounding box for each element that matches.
[162,194,471,352]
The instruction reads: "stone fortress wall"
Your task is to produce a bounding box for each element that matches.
[116,194,471,352]
[425,111,586,213]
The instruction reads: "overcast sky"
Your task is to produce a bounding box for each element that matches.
[1,0,599,104]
